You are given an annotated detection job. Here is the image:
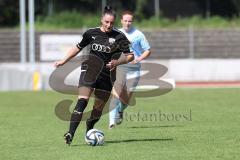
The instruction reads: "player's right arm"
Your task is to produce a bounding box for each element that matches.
[54,46,81,67]
[54,30,92,68]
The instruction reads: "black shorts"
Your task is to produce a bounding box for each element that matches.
[78,64,115,92]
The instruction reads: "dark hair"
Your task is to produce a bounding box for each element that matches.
[121,10,134,19]
[103,6,116,18]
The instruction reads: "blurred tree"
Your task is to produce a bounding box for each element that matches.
[120,0,136,11]
[0,0,19,27]
[135,0,147,20]
[232,0,240,16]
[53,0,101,13]
[36,0,102,17]
[195,0,238,18]
[210,0,238,17]
[0,0,239,28]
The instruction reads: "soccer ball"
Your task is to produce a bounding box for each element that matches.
[85,129,104,146]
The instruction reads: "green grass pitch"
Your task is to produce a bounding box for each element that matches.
[0,88,239,160]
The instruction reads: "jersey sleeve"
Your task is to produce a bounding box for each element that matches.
[118,34,133,54]
[139,33,151,51]
[76,30,92,49]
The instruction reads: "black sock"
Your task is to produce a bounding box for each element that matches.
[86,119,100,133]
[69,98,88,136]
[86,107,102,133]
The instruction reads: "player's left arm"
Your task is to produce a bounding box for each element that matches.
[107,33,134,70]
[132,33,151,64]
[117,52,134,65]
[107,52,134,71]
[132,49,151,64]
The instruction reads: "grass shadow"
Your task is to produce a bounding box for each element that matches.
[70,144,87,147]
[126,125,184,129]
[105,138,173,144]
[70,138,173,147]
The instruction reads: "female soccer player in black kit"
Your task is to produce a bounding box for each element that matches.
[54,6,134,145]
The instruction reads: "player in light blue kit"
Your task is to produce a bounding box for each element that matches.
[109,11,151,128]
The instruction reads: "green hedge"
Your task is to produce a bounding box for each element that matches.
[35,11,100,30]
[136,16,240,29]
[35,11,240,31]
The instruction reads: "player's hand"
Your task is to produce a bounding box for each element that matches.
[54,60,65,67]
[106,59,119,71]
[131,57,141,64]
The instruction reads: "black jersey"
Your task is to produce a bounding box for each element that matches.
[77,27,132,68]
[76,27,132,91]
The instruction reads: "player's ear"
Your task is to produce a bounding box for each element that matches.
[100,17,104,25]
[120,18,123,24]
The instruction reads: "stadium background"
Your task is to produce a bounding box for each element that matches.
[1,0,240,90]
[0,1,240,160]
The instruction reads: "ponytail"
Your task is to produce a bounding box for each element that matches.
[103,6,116,18]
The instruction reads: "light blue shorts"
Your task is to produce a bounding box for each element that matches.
[114,63,141,93]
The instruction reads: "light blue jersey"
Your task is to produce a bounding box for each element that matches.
[120,27,150,61]
[109,27,151,128]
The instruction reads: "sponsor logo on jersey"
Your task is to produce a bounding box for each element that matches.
[91,43,111,53]
[109,38,115,44]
